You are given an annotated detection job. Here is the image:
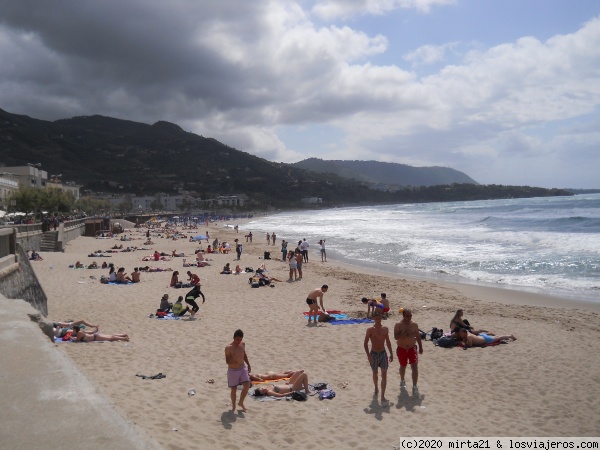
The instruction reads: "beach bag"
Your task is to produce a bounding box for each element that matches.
[291,391,307,401]
[318,389,336,400]
[313,382,328,391]
[430,328,443,341]
[434,335,456,348]
[100,276,108,284]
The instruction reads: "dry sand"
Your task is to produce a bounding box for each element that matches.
[32,221,600,449]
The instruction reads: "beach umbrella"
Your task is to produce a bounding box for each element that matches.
[192,235,207,241]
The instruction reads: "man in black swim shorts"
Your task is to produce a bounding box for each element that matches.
[305,285,328,325]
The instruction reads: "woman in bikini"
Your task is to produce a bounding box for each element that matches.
[253,370,309,397]
[249,370,302,382]
[72,326,129,342]
[449,309,492,335]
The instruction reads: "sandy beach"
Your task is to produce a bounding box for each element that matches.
[31,220,600,449]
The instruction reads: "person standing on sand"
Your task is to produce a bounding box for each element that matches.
[225,329,252,413]
[281,240,288,262]
[300,238,309,263]
[295,250,303,280]
[364,312,393,402]
[393,309,423,395]
[271,232,276,245]
[235,239,242,260]
[318,239,326,262]
[266,232,271,245]
[306,285,328,325]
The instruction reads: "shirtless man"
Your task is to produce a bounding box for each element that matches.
[457,329,516,347]
[364,312,393,401]
[225,329,252,412]
[393,308,423,394]
[131,267,141,283]
[306,285,328,325]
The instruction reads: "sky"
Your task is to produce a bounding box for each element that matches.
[1,0,599,188]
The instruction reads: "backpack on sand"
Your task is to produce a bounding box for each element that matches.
[291,391,307,401]
[430,327,443,341]
[434,335,456,348]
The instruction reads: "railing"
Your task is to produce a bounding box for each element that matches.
[13,223,43,234]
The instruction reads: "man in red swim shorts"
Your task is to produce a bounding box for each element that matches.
[393,308,423,395]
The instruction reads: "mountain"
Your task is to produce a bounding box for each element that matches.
[0,108,571,207]
[291,158,478,187]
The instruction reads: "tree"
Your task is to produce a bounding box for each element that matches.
[117,199,133,214]
[7,187,43,215]
[76,196,111,215]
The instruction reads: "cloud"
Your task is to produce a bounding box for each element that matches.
[0,2,598,187]
[403,42,460,66]
[311,0,456,20]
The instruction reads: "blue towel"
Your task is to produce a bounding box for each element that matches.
[330,318,373,325]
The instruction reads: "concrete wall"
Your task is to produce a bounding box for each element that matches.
[15,228,43,252]
[57,219,86,251]
[0,244,48,316]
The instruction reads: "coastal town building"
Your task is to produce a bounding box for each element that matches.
[0,172,19,211]
[0,165,81,200]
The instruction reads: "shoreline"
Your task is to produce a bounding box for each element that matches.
[235,220,600,312]
[326,252,600,312]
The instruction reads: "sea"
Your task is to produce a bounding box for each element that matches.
[243,194,600,304]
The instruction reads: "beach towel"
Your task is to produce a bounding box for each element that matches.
[329,318,373,325]
[249,391,286,402]
[107,281,133,285]
[149,313,181,320]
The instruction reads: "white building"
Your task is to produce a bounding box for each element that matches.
[0,165,80,199]
[0,173,19,210]
[107,193,198,212]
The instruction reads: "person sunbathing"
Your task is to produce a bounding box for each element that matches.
[72,325,129,342]
[53,319,98,338]
[253,370,309,397]
[450,309,490,335]
[456,329,516,347]
[249,370,302,382]
[140,266,173,272]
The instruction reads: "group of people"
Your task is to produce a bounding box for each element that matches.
[169,270,202,288]
[159,284,206,319]
[265,232,276,245]
[225,329,310,413]
[449,309,516,347]
[53,319,129,342]
[362,294,390,318]
[106,264,141,283]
